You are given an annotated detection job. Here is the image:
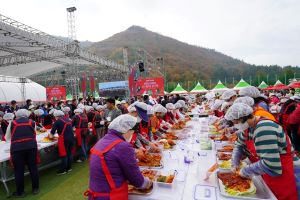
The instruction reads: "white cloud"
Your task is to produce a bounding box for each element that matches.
[0,0,299,66]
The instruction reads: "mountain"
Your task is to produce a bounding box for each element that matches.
[86,26,300,89]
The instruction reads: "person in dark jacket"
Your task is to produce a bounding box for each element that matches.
[5,109,39,197]
[50,110,75,175]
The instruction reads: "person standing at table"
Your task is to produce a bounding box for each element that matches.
[50,110,75,175]
[72,108,89,162]
[84,114,152,200]
[225,103,300,200]
[5,109,39,197]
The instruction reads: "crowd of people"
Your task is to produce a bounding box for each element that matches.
[1,86,300,199]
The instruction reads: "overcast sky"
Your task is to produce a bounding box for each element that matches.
[1,0,300,66]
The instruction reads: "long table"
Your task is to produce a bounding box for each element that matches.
[129,118,277,200]
[0,132,60,196]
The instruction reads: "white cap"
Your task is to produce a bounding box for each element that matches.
[239,86,260,98]
[211,99,224,111]
[74,108,83,114]
[174,102,182,109]
[85,106,94,112]
[221,89,237,100]
[220,102,231,111]
[166,103,175,110]
[62,106,71,113]
[49,109,56,115]
[225,103,253,121]
[127,102,137,113]
[153,104,167,113]
[96,105,104,111]
[234,97,254,107]
[77,103,85,110]
[92,103,98,109]
[108,114,137,133]
[16,109,30,118]
[34,109,44,116]
[3,113,14,121]
[134,102,148,111]
[54,110,65,117]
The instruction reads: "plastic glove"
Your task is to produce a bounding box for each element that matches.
[100,121,105,125]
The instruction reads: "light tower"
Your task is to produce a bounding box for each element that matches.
[66,6,79,99]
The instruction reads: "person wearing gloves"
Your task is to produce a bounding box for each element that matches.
[84,114,153,200]
[43,108,56,129]
[225,103,300,200]
[72,108,89,162]
[211,99,225,117]
[150,104,168,139]
[95,105,106,140]
[221,89,237,104]
[174,102,185,120]
[34,109,45,130]
[50,110,75,175]
[239,86,270,111]
[5,109,39,197]
[62,106,71,119]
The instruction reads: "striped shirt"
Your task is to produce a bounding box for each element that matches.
[236,120,300,176]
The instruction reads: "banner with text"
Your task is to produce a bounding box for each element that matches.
[129,77,164,97]
[46,86,66,101]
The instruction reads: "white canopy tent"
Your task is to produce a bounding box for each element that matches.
[0,75,46,103]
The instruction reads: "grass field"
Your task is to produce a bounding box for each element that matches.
[0,162,89,200]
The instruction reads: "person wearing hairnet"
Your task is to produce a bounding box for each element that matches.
[221,89,237,104]
[84,114,153,200]
[5,109,39,197]
[34,109,46,131]
[150,104,168,139]
[62,106,71,119]
[174,102,185,120]
[164,103,176,124]
[1,112,13,141]
[211,99,225,117]
[49,110,75,175]
[239,86,270,111]
[95,105,106,140]
[72,108,89,162]
[225,103,300,200]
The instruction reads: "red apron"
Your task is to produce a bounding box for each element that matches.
[57,120,72,157]
[214,110,224,117]
[91,112,98,136]
[10,120,40,165]
[130,133,138,147]
[84,140,128,200]
[139,123,149,141]
[75,115,88,147]
[247,118,298,200]
[244,129,260,163]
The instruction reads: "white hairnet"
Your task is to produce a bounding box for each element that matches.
[234,97,254,107]
[34,109,44,116]
[3,113,14,121]
[121,100,126,104]
[166,103,175,110]
[239,86,260,98]
[134,102,148,111]
[16,109,30,118]
[174,102,182,109]
[108,114,137,133]
[92,103,98,109]
[177,100,186,107]
[54,110,65,117]
[127,104,137,113]
[85,106,94,112]
[77,103,85,110]
[224,103,253,121]
[285,94,292,98]
[147,105,154,115]
[28,105,36,110]
[62,106,71,113]
[211,99,224,111]
[153,104,167,113]
[221,102,231,111]
[221,89,237,100]
[49,109,56,115]
[291,95,300,100]
[205,92,215,100]
[74,108,83,114]
[96,105,104,111]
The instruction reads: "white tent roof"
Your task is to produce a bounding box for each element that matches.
[0,76,46,103]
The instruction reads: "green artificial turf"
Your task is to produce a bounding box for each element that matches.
[0,162,89,200]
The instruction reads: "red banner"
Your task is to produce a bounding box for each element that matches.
[46,86,66,101]
[90,75,95,94]
[129,77,164,97]
[82,73,87,99]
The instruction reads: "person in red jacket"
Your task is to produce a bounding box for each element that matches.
[287,97,300,151]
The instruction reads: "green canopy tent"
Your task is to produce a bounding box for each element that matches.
[233,79,251,90]
[258,81,269,89]
[94,91,100,99]
[211,80,228,93]
[170,83,188,94]
[66,93,73,101]
[190,82,208,93]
